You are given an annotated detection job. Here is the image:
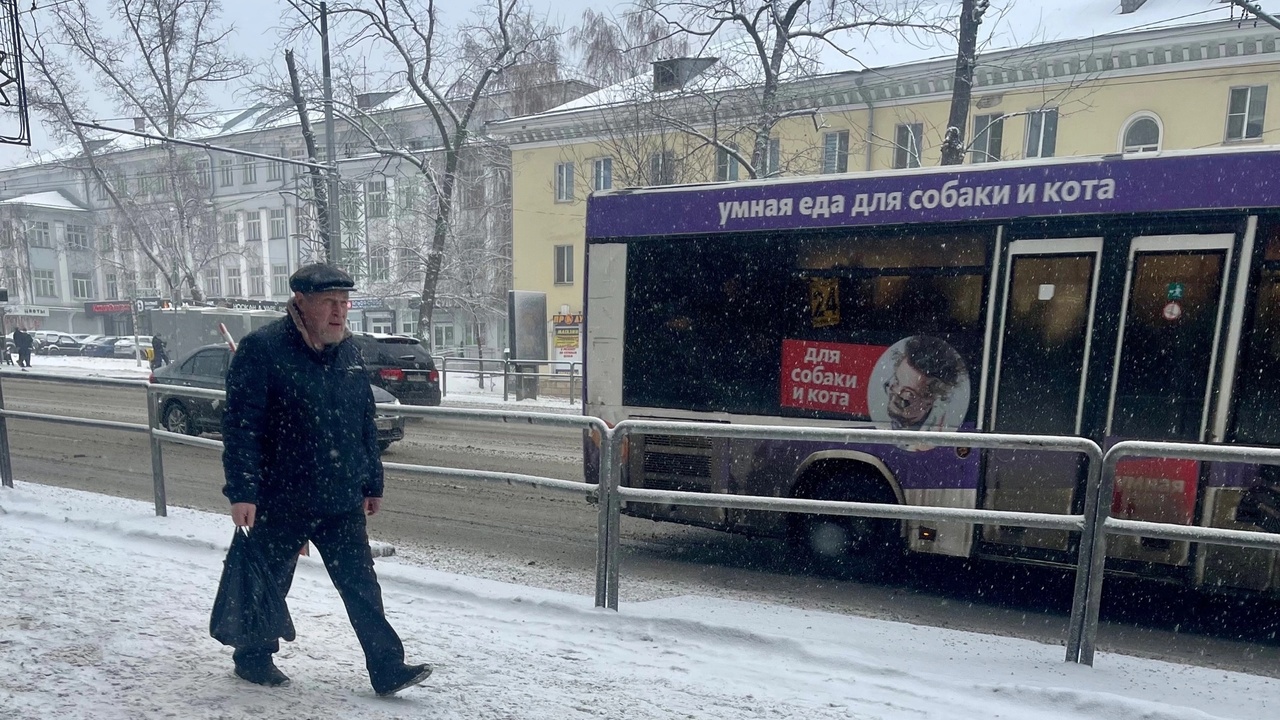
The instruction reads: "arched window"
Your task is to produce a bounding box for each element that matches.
[1122,115,1162,153]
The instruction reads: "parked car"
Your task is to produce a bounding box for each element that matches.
[149,344,406,452]
[113,337,153,359]
[36,332,86,356]
[81,337,123,357]
[349,333,441,406]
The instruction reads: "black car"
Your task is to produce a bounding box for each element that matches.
[149,344,406,452]
[349,333,442,406]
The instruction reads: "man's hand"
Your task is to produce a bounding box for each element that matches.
[231,502,257,528]
[364,497,382,516]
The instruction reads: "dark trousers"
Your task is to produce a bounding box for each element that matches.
[17,350,30,367]
[233,507,406,682]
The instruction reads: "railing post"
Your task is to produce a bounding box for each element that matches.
[0,372,13,488]
[1065,445,1104,664]
[1070,447,1119,666]
[569,363,577,404]
[503,349,510,402]
[604,426,623,610]
[594,423,614,608]
[145,385,168,517]
[440,356,448,397]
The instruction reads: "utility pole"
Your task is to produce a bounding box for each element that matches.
[1228,0,1280,31]
[320,1,342,267]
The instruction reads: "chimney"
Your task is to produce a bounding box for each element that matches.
[652,57,718,93]
[1120,0,1149,13]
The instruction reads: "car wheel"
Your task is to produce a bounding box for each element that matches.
[161,401,195,436]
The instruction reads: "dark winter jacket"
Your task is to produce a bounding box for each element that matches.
[13,330,32,351]
[221,309,383,516]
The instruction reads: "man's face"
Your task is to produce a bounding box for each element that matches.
[886,359,940,428]
[294,290,351,346]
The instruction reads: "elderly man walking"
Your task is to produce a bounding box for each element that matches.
[220,263,431,696]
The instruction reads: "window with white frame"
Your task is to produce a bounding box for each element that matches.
[554,244,574,285]
[269,209,287,239]
[267,150,285,182]
[96,180,110,201]
[765,137,781,176]
[246,212,262,241]
[249,265,266,296]
[1025,108,1059,158]
[28,221,51,248]
[32,269,56,297]
[369,246,390,281]
[893,123,923,169]
[142,271,157,294]
[241,158,257,184]
[593,157,612,191]
[401,319,417,336]
[970,113,1004,163]
[463,321,487,347]
[1122,114,1162,153]
[715,145,740,182]
[648,150,676,184]
[99,226,113,252]
[66,224,90,250]
[397,181,418,211]
[221,212,238,245]
[71,272,93,300]
[1227,85,1268,142]
[106,273,118,300]
[554,162,574,202]
[226,266,242,297]
[196,160,211,187]
[271,264,289,296]
[821,130,849,174]
[204,269,222,297]
[365,180,389,218]
[219,158,234,187]
[434,324,454,349]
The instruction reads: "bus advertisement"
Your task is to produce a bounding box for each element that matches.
[582,146,1280,592]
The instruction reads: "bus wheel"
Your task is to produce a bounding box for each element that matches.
[789,464,903,580]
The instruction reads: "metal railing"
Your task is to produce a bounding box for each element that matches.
[2,369,1280,669]
[434,354,582,403]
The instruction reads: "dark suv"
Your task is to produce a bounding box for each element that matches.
[149,344,406,452]
[349,333,441,406]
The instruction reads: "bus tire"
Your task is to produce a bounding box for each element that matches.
[788,462,903,580]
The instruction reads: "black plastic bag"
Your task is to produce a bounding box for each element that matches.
[209,527,296,647]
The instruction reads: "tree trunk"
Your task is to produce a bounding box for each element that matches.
[417,150,460,345]
[285,50,333,261]
[940,0,986,166]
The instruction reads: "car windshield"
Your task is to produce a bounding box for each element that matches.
[376,337,431,361]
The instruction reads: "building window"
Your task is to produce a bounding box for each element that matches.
[246,212,262,242]
[397,181,418,211]
[106,273,118,300]
[267,150,285,182]
[1025,108,1059,158]
[141,271,157,294]
[554,244,574,285]
[593,157,612,191]
[99,227,113,252]
[554,162,574,202]
[715,145,740,182]
[203,270,221,297]
[648,150,676,185]
[226,266,242,297]
[365,180,388,218]
[219,158,235,187]
[434,324,454,349]
[241,158,257,184]
[970,113,1004,163]
[369,246,390,281]
[1122,114,1162,153]
[249,265,265,297]
[96,179,110,201]
[72,272,93,300]
[765,137,781,176]
[893,123,923,169]
[271,264,289,296]
[1227,85,1267,142]
[269,208,287,239]
[28,221,51,248]
[215,213,235,245]
[822,130,849,174]
[196,160,211,188]
[66,224,90,250]
[401,319,417,336]
[32,269,56,297]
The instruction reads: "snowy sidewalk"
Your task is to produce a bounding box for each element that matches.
[1,483,1276,719]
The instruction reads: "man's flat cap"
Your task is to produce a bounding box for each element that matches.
[289,263,357,294]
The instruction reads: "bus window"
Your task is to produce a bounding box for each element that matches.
[1234,267,1280,444]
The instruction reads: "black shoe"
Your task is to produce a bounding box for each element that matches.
[234,660,291,687]
[373,663,432,697]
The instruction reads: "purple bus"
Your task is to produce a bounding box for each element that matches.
[583,146,1280,591]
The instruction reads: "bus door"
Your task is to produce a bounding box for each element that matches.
[1105,234,1233,568]
[983,239,1102,553]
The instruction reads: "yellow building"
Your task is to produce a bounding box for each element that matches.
[490,12,1280,348]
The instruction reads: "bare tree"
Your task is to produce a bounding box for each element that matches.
[283,0,558,342]
[44,0,250,305]
[939,0,988,166]
[569,0,690,87]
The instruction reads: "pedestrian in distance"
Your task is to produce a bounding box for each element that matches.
[219,262,431,696]
[150,333,170,369]
[12,327,33,369]
[1,334,12,365]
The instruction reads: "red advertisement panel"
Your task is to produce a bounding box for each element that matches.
[1111,457,1200,524]
[780,339,886,416]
